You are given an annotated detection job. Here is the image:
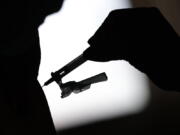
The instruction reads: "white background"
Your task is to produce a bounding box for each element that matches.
[38,0,150,130]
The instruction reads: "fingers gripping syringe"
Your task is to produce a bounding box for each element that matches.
[43,54,108,98]
[59,72,108,98]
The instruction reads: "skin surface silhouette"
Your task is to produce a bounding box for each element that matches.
[0,0,64,135]
[83,7,180,91]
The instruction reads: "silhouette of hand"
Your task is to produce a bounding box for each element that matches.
[83,7,180,91]
[83,7,179,63]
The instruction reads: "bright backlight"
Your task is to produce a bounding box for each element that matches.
[38,0,150,130]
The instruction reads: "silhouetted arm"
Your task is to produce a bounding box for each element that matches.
[83,7,180,91]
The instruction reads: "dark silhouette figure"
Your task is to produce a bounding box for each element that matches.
[83,7,180,91]
[0,0,64,135]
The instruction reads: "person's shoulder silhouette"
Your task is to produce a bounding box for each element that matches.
[1,0,64,134]
[1,0,64,55]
